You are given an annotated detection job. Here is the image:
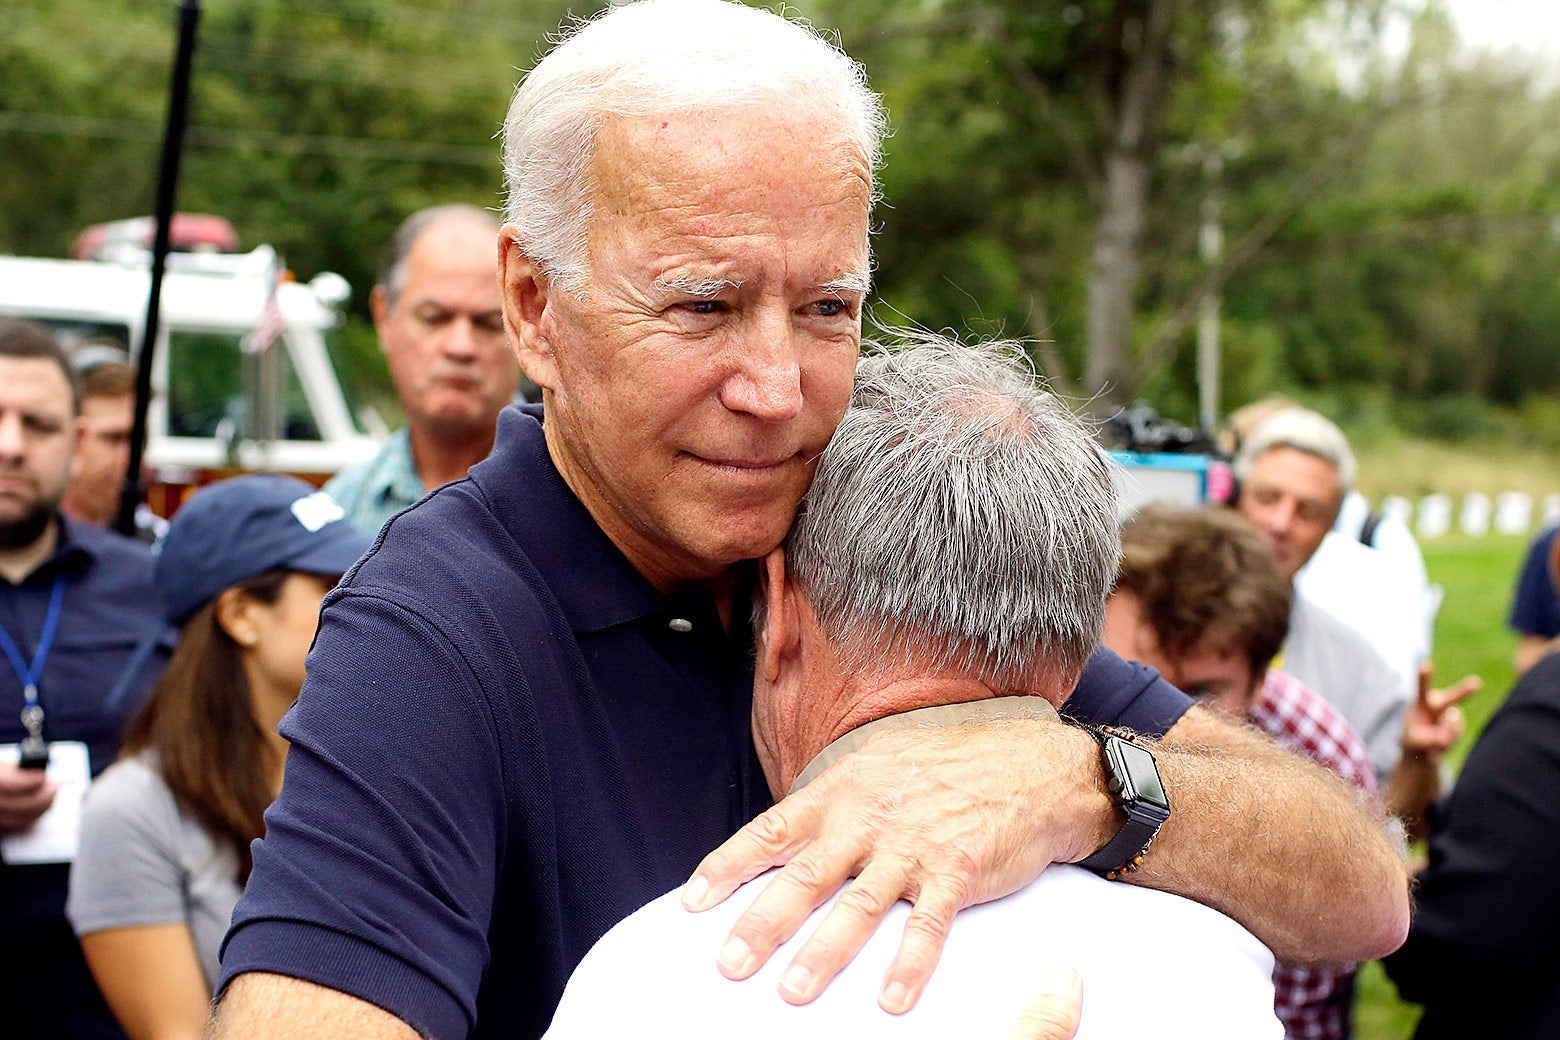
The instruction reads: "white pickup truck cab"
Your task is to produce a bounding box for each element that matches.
[0,242,379,511]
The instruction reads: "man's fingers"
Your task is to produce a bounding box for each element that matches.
[1429,675,1481,714]
[774,858,911,1005]
[877,874,968,1014]
[0,763,50,796]
[1008,965,1083,1040]
[684,795,826,912]
[0,780,58,832]
[713,845,858,982]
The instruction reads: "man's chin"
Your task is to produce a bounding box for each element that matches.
[0,504,55,551]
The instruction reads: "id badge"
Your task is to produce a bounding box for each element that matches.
[0,740,91,864]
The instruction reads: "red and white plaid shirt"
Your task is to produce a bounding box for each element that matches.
[1249,669,1378,1040]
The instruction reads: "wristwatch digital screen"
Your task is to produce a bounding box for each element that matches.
[1077,726,1171,879]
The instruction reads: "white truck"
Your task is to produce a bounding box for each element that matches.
[0,232,379,512]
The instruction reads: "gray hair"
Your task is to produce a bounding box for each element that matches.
[376,204,499,308]
[1232,407,1356,495]
[500,0,887,294]
[782,336,1121,693]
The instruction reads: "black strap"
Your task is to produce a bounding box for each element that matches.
[1358,509,1384,547]
[1077,815,1161,877]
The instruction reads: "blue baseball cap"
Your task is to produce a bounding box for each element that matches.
[155,475,373,625]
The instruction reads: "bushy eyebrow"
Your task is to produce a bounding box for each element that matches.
[818,271,872,296]
[651,276,744,298]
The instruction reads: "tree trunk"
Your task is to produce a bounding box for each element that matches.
[1085,147,1151,406]
[1083,0,1177,410]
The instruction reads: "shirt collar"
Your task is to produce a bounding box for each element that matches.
[370,428,425,506]
[14,513,94,585]
[472,404,691,634]
[789,695,1061,795]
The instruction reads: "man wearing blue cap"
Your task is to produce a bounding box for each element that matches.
[0,317,170,1040]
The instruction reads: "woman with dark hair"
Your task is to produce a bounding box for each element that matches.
[65,475,370,1040]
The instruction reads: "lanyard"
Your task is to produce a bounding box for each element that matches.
[0,574,67,742]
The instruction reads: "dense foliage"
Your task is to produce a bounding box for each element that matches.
[2,0,1556,426]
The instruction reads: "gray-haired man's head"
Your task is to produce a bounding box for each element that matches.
[782,338,1120,694]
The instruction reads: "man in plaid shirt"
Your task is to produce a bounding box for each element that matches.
[1104,504,1378,1040]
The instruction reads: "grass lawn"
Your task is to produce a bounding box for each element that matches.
[1352,532,1528,1039]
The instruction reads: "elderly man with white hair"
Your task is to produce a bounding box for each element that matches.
[1233,408,1417,782]
[545,341,1282,1039]
[209,4,1407,1039]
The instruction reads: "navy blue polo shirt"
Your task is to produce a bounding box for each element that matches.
[220,406,1189,1040]
[2,517,170,912]
[1,517,170,1040]
[1509,525,1560,639]
[0,516,170,777]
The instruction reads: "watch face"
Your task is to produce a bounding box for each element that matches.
[1112,738,1170,813]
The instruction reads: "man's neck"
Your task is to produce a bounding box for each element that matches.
[408,422,497,490]
[0,516,60,585]
[60,497,112,529]
[788,689,1063,796]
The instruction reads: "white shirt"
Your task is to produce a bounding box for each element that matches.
[1284,590,1414,785]
[1303,491,1437,667]
[545,864,1280,1040]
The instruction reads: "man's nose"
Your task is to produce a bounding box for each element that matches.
[0,413,25,461]
[440,316,481,360]
[1267,499,1299,536]
[721,308,803,422]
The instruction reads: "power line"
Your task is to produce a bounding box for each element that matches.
[0,111,498,167]
[0,11,524,96]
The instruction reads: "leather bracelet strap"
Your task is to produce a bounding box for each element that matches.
[1075,724,1166,881]
[1076,813,1160,880]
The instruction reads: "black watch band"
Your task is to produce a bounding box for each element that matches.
[1076,725,1171,880]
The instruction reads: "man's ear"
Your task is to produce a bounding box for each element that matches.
[70,417,88,480]
[759,547,800,684]
[369,284,392,351]
[498,226,562,393]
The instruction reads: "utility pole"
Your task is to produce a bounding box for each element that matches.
[1196,149,1224,435]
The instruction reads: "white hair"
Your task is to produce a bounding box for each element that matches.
[1233,407,1357,494]
[783,336,1121,693]
[500,0,887,293]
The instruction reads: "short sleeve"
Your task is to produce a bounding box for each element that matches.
[218,590,512,1040]
[67,760,188,936]
[1509,527,1560,638]
[1062,646,1193,736]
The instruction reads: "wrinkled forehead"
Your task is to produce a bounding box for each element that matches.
[591,107,872,216]
[1249,444,1343,499]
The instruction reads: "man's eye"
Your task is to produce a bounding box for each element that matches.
[813,298,849,318]
[685,300,726,315]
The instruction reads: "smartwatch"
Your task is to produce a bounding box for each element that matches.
[1076,725,1171,880]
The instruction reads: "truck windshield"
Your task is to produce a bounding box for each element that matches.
[28,318,132,352]
[166,329,321,442]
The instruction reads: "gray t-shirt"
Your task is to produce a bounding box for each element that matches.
[66,755,242,991]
